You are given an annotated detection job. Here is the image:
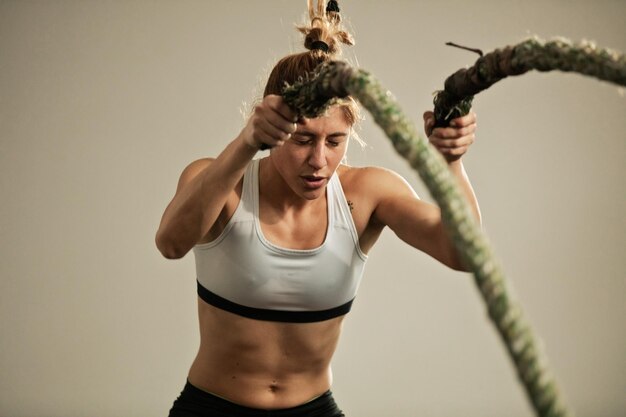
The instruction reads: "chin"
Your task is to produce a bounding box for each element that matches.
[300,187,326,200]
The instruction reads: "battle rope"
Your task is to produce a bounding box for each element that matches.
[281,37,625,416]
[433,36,626,126]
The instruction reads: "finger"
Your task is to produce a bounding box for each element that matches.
[450,112,477,128]
[255,125,286,148]
[254,104,297,136]
[259,140,285,150]
[264,95,298,123]
[438,145,469,157]
[265,114,297,136]
[423,111,435,136]
[431,127,461,139]
[263,103,298,134]
[256,119,293,143]
[432,124,475,139]
[447,145,469,156]
[277,102,298,123]
[248,110,292,147]
[431,135,475,149]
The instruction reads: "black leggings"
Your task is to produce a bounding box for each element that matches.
[168,381,346,417]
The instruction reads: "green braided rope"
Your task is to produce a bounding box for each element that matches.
[282,61,570,417]
[434,36,626,126]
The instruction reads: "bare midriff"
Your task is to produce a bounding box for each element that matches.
[187,298,345,410]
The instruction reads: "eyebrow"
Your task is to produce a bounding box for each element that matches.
[295,130,349,138]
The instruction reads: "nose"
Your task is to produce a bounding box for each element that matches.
[307,140,327,170]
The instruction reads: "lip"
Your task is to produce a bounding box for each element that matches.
[300,175,327,189]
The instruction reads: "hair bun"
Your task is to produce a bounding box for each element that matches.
[297,0,354,56]
[326,0,340,13]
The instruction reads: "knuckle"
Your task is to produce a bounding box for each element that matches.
[251,135,261,147]
[251,117,262,129]
[253,105,265,116]
[446,128,459,138]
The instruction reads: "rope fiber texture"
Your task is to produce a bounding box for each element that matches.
[434,36,626,126]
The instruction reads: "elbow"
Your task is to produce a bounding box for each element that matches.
[445,251,472,272]
[443,257,467,272]
[449,262,472,273]
[159,247,187,260]
[155,231,189,260]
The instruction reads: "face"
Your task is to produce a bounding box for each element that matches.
[269,106,352,200]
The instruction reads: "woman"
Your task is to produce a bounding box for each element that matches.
[156,1,480,416]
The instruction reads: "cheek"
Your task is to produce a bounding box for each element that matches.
[331,144,349,163]
[272,145,307,167]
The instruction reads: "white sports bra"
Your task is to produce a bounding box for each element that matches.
[193,159,368,322]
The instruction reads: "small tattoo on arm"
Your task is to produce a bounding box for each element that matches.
[347,200,354,211]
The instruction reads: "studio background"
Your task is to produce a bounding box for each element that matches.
[1,1,624,416]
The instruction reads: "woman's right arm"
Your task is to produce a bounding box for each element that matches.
[155,95,297,259]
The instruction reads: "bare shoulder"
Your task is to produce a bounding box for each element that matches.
[336,165,421,251]
[176,157,215,192]
[337,164,417,198]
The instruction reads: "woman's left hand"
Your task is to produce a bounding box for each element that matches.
[423,111,477,162]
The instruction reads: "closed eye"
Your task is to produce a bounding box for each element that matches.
[292,132,348,147]
[293,137,313,146]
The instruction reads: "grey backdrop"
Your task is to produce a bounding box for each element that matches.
[1,1,624,416]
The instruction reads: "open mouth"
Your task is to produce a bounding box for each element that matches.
[301,175,326,189]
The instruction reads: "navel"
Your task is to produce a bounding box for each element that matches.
[268,380,280,393]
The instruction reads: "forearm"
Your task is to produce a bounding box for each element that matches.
[447,159,481,225]
[437,159,481,271]
[156,135,257,258]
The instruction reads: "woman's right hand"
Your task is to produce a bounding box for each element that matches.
[240,95,299,150]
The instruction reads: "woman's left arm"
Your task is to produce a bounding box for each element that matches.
[370,112,481,271]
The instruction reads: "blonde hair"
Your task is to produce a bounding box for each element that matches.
[263,0,363,143]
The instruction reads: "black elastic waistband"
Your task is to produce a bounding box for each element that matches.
[197,281,353,323]
[172,381,342,417]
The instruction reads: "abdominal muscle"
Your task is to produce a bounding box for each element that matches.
[187,299,345,410]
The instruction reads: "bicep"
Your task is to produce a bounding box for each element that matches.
[375,191,443,253]
[371,171,452,265]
